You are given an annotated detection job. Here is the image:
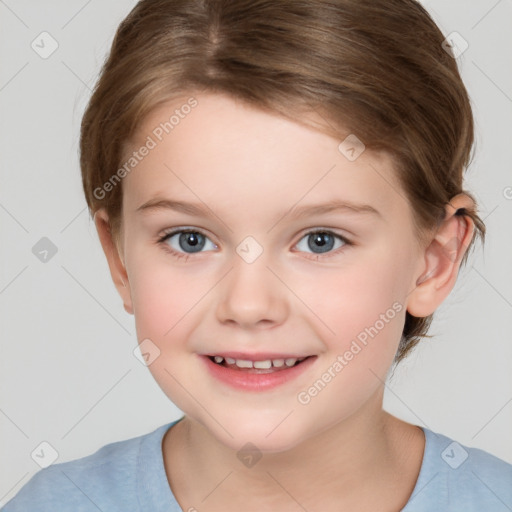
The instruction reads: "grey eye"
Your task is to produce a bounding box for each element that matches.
[295,231,345,254]
[165,231,217,254]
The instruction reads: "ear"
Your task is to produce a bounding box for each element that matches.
[406,193,476,318]
[94,209,134,315]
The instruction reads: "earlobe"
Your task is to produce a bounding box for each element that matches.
[93,209,134,315]
[406,194,475,318]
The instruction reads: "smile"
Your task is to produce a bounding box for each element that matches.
[201,354,317,391]
[208,355,309,371]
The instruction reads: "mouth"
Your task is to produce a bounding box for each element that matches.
[206,355,312,373]
[201,352,317,391]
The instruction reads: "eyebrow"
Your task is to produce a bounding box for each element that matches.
[135,197,382,220]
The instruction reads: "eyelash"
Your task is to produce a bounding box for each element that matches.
[157,227,354,262]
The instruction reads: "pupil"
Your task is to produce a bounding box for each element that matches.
[180,232,205,253]
[309,232,333,253]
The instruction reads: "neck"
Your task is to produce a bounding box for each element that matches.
[163,387,424,511]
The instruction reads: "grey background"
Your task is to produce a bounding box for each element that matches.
[1,0,511,505]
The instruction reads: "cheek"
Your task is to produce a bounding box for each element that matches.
[127,254,212,408]
[298,253,407,363]
[291,257,407,417]
[127,247,204,341]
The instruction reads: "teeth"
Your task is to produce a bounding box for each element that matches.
[210,356,307,368]
[236,359,253,368]
[253,360,272,369]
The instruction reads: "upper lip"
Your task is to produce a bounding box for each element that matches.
[202,352,314,360]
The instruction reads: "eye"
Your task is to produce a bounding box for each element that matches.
[158,228,217,259]
[157,227,352,261]
[294,230,352,259]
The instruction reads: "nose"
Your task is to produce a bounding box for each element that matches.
[215,252,289,330]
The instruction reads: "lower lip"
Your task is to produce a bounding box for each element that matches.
[200,355,317,391]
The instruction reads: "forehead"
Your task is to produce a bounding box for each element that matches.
[122,92,408,223]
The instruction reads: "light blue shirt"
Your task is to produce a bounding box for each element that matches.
[2,417,512,511]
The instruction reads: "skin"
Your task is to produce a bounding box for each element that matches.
[95,92,475,511]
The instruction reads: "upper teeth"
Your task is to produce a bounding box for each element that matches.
[212,356,306,368]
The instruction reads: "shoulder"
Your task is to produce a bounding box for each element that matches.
[405,427,512,511]
[1,423,173,512]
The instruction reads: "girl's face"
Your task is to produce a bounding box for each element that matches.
[109,92,426,451]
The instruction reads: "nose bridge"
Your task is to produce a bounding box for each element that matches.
[215,238,288,328]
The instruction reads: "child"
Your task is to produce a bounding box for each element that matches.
[3,0,511,510]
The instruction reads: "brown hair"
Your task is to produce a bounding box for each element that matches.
[80,0,486,363]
